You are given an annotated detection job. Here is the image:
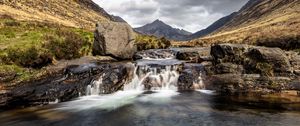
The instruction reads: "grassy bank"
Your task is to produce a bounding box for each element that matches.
[0,18,94,83]
[135,35,171,51]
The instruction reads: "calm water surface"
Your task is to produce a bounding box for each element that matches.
[1,91,300,126]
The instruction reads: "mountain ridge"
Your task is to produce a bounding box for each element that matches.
[0,0,116,30]
[191,0,300,49]
[188,12,237,40]
[134,19,192,41]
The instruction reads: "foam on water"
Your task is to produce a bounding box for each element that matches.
[138,90,179,104]
[196,90,216,95]
[57,91,143,111]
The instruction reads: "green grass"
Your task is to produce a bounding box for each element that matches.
[0,18,94,83]
[0,64,38,83]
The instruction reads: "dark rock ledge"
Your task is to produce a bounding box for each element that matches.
[0,56,134,109]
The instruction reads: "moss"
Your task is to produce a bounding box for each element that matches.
[256,62,274,77]
[0,64,38,83]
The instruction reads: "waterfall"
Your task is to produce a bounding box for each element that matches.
[86,75,103,96]
[124,64,180,91]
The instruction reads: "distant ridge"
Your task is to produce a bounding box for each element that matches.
[134,19,192,41]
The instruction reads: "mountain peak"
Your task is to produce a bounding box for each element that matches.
[151,19,168,26]
[153,19,163,23]
[134,20,192,41]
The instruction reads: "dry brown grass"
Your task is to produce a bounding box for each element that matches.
[0,0,110,30]
[180,0,300,48]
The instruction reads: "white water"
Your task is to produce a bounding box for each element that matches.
[124,64,179,91]
[60,52,216,111]
[86,75,103,95]
[58,91,143,111]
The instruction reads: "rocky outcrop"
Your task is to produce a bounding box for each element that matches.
[133,49,177,60]
[92,22,137,60]
[175,47,212,63]
[0,60,134,108]
[178,64,205,90]
[205,44,300,95]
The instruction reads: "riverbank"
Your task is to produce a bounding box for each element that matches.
[1,44,300,110]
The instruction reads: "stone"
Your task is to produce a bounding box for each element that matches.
[92,22,137,60]
[214,63,244,74]
[175,47,211,63]
[247,47,292,73]
[211,44,249,64]
[133,49,177,60]
[0,62,134,108]
[205,74,244,93]
[176,51,200,62]
[178,63,205,90]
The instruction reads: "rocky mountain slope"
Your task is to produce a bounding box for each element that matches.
[188,12,237,40]
[0,0,115,30]
[134,19,192,41]
[0,0,137,85]
[194,0,300,49]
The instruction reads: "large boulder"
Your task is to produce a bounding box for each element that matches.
[207,44,299,94]
[246,47,292,74]
[211,44,249,64]
[176,47,212,63]
[92,22,137,60]
[210,44,292,75]
[205,74,245,93]
[178,64,205,90]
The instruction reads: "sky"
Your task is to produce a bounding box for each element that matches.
[93,0,248,33]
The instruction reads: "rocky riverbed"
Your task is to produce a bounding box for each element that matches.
[1,44,300,109]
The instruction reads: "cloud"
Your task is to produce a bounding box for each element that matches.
[93,0,248,33]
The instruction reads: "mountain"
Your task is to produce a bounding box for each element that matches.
[188,12,237,40]
[134,19,192,41]
[196,0,300,49]
[110,15,127,23]
[0,0,116,30]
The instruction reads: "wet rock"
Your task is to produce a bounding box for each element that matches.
[178,71,194,90]
[178,64,205,90]
[1,62,134,108]
[210,44,293,76]
[287,80,300,90]
[205,74,244,93]
[99,64,134,94]
[133,49,177,60]
[175,47,211,63]
[176,51,200,62]
[197,44,300,95]
[211,44,248,64]
[92,22,137,60]
[214,63,244,74]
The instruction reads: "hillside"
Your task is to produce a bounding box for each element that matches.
[193,0,300,50]
[0,0,114,30]
[188,12,237,40]
[134,19,192,41]
[0,0,118,83]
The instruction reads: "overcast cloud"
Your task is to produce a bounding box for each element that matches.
[93,0,248,33]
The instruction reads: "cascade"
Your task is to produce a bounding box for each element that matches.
[86,75,103,95]
[86,49,208,95]
[124,63,180,91]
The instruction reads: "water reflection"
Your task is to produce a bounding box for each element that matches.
[1,91,300,126]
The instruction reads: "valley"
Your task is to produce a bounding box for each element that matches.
[0,0,300,126]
